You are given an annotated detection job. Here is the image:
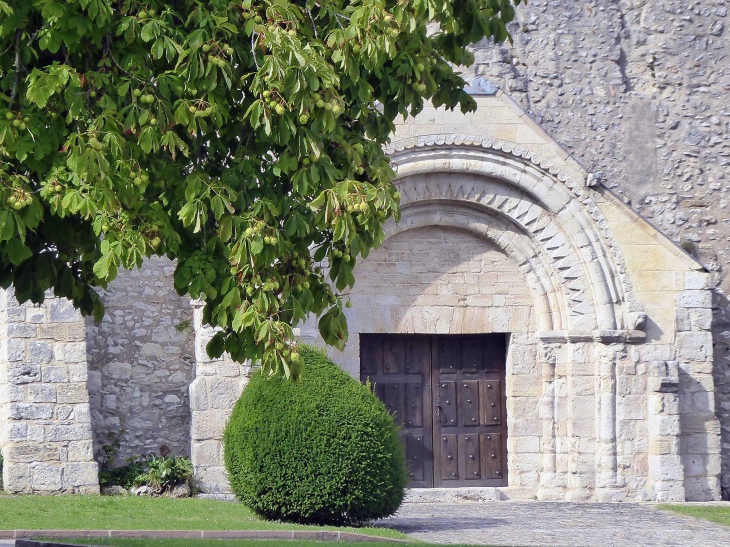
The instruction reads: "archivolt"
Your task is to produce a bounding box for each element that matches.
[385,136,638,333]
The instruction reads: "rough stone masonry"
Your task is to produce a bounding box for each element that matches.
[1,0,729,501]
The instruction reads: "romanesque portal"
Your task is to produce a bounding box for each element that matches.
[0,92,723,502]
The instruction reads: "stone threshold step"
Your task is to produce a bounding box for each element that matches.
[0,532,406,543]
[404,487,504,502]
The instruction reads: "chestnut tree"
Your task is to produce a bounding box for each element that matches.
[0,0,522,377]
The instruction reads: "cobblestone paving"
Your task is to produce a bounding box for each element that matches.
[379,502,730,546]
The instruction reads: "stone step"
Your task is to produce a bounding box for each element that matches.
[404,487,504,503]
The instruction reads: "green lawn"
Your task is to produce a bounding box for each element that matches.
[39,541,416,547]
[657,504,730,526]
[0,496,406,539]
[40,541,452,547]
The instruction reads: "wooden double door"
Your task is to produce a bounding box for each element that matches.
[360,334,508,488]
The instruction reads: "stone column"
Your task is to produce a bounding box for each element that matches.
[594,340,625,501]
[565,338,597,501]
[0,289,98,494]
[647,360,686,502]
[536,340,563,500]
[189,301,249,494]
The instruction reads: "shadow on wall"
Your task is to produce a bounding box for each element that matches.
[712,289,730,501]
[85,257,196,463]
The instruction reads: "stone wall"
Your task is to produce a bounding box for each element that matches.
[189,302,250,494]
[0,289,98,494]
[462,0,730,494]
[86,257,195,461]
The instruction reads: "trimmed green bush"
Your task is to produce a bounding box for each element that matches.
[224,345,407,525]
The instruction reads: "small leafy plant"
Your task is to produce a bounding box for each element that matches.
[97,436,192,494]
[146,455,193,490]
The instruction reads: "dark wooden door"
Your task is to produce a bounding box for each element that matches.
[360,334,507,488]
[360,334,434,487]
[432,335,507,487]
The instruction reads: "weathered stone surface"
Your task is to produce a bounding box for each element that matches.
[171,483,191,498]
[7,364,41,385]
[85,256,195,461]
[101,485,128,496]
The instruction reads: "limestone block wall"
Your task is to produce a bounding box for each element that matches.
[597,190,722,500]
[85,257,195,460]
[189,302,250,494]
[0,289,98,494]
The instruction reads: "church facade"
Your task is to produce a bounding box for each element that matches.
[0,84,723,502]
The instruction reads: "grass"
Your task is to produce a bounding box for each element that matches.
[37,541,418,547]
[39,541,453,547]
[657,504,730,526]
[0,496,406,539]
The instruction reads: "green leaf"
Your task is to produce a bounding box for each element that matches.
[5,238,32,266]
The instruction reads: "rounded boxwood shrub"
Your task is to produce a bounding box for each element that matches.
[224,345,407,525]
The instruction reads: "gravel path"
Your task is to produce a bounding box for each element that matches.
[378,502,730,546]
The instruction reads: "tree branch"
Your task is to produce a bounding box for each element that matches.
[306,9,318,38]
[9,29,22,109]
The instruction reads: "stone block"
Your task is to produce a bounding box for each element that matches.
[192,440,223,468]
[6,443,59,463]
[3,463,32,493]
[106,361,132,379]
[68,365,88,382]
[28,384,57,403]
[49,299,81,323]
[688,309,712,331]
[650,415,680,437]
[193,466,231,494]
[209,377,241,410]
[189,378,209,411]
[56,384,89,404]
[55,342,87,363]
[8,403,54,420]
[63,462,99,488]
[7,323,38,338]
[684,272,710,290]
[191,411,228,441]
[682,455,706,477]
[42,365,68,383]
[676,332,712,361]
[5,422,28,442]
[27,341,53,363]
[676,291,712,309]
[74,404,92,423]
[617,395,645,420]
[7,363,41,384]
[31,463,64,491]
[48,424,92,442]
[648,455,684,482]
[27,425,45,442]
[5,339,26,361]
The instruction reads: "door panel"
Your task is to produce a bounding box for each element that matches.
[432,334,508,487]
[406,383,424,428]
[361,333,507,488]
[437,381,458,427]
[460,434,482,480]
[458,381,480,427]
[481,379,503,426]
[383,337,405,374]
[360,334,433,488]
[481,433,504,479]
[439,434,459,480]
